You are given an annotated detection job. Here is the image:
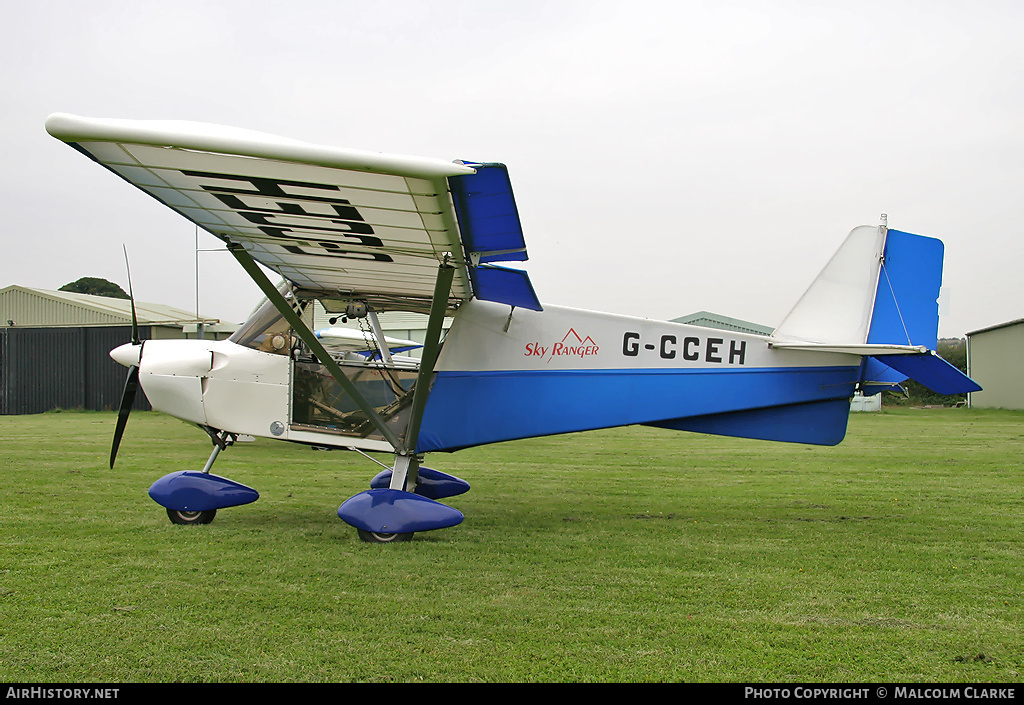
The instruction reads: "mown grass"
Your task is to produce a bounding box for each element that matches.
[1,408,1021,682]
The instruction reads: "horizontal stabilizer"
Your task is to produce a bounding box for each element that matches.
[871,352,981,395]
[771,342,928,356]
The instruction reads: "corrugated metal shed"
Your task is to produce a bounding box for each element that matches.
[0,285,228,330]
[1,326,153,414]
[966,318,1024,410]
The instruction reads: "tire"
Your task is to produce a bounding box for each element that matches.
[166,508,217,525]
[357,529,414,543]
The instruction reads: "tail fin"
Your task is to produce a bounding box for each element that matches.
[774,224,887,346]
[772,223,980,395]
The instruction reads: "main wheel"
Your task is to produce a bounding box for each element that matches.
[357,529,414,543]
[166,508,217,525]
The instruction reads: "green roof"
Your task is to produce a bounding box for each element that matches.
[0,285,230,330]
[670,310,774,336]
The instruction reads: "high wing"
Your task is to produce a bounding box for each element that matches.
[45,113,541,313]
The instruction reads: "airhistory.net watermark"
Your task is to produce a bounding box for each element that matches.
[5,688,119,700]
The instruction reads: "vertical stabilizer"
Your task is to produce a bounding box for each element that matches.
[773,225,886,344]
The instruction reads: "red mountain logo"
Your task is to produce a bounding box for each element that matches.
[561,328,597,346]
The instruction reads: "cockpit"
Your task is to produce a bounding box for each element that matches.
[231,288,425,443]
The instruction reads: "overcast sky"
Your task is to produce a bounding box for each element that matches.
[4,0,1021,337]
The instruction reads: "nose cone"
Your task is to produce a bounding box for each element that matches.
[110,342,142,368]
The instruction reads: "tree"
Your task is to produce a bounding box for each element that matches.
[59,277,129,299]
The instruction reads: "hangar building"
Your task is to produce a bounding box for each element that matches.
[1,285,234,415]
[966,318,1024,410]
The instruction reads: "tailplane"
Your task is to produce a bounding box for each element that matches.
[772,221,980,396]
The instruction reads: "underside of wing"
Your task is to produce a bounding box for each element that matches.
[46,113,539,313]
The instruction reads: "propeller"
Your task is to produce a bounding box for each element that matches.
[110,247,141,468]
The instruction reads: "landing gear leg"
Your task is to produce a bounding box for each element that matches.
[389,453,421,493]
[200,426,236,473]
[151,427,257,526]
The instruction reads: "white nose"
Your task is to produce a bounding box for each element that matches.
[110,342,142,367]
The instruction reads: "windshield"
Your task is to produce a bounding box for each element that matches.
[229,297,306,354]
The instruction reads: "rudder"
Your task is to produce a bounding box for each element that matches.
[860,228,943,394]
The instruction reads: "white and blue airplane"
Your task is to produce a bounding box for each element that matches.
[46,113,980,542]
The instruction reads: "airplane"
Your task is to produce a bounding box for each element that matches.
[45,112,982,542]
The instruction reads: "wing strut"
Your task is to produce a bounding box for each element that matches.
[404,263,455,454]
[227,243,406,452]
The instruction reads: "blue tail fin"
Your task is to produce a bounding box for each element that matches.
[773,224,980,395]
[865,229,943,350]
[860,229,980,395]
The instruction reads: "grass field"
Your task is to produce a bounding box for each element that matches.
[1,408,1021,683]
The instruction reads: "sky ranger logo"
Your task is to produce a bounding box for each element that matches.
[524,328,599,363]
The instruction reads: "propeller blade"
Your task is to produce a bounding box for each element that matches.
[123,245,139,345]
[111,247,143,468]
[110,364,140,468]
